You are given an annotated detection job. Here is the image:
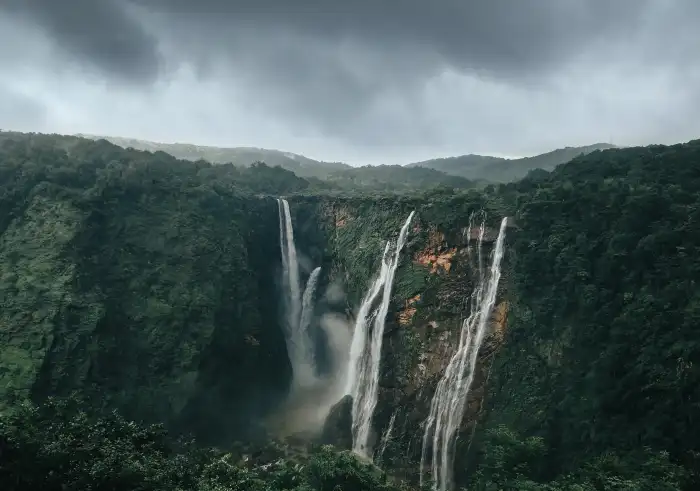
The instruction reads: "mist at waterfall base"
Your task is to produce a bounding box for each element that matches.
[267,310,353,437]
[420,215,508,491]
[268,199,352,437]
[345,211,416,458]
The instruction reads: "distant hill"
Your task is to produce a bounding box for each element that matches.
[407,143,618,182]
[1,130,469,195]
[76,134,351,179]
[321,164,477,192]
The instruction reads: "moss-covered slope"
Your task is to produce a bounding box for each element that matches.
[0,134,293,444]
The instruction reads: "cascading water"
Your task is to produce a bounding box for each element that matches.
[278,198,302,333]
[420,216,508,491]
[345,211,416,458]
[300,266,322,338]
[344,242,391,396]
[375,409,399,462]
[299,266,322,375]
[278,198,317,388]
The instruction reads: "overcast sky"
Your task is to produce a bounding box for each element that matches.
[1,1,699,165]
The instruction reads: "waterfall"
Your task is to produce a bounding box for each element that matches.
[346,211,416,458]
[375,409,399,462]
[344,242,391,396]
[279,198,302,333]
[300,266,322,338]
[278,198,316,388]
[299,266,322,376]
[420,216,508,491]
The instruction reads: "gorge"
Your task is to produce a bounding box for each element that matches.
[0,131,699,490]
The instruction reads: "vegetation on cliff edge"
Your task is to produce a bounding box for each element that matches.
[1,130,699,490]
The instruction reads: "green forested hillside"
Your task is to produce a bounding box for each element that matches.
[0,130,699,490]
[467,140,700,489]
[320,164,477,193]
[77,133,351,179]
[408,143,617,182]
[0,132,309,443]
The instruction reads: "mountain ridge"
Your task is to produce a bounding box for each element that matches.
[75,133,351,179]
[76,132,617,183]
[406,142,618,182]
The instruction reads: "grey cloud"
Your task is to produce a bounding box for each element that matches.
[4,0,161,84]
[5,0,688,85]
[0,0,698,158]
[134,0,651,77]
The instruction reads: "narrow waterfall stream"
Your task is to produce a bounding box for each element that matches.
[420,216,508,491]
[346,211,416,458]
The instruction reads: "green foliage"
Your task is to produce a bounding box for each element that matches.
[2,130,699,490]
[77,132,352,179]
[478,140,700,488]
[0,132,293,443]
[302,446,397,491]
[0,397,413,491]
[1,396,204,490]
[320,165,478,193]
[470,425,549,487]
[407,143,616,183]
[0,132,311,198]
[467,425,687,491]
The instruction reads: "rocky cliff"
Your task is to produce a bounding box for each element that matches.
[287,195,513,484]
[0,151,511,479]
[2,133,699,490]
[0,183,292,445]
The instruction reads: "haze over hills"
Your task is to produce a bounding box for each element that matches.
[78,133,618,184]
[76,133,351,179]
[324,164,476,192]
[407,143,618,182]
[71,132,473,191]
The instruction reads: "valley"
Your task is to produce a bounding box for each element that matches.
[0,131,698,490]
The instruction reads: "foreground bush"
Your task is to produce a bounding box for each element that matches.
[0,396,413,491]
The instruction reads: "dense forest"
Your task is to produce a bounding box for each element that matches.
[408,143,616,182]
[77,133,352,179]
[79,132,614,184]
[465,140,700,489]
[0,131,699,490]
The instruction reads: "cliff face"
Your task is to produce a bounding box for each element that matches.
[4,135,699,489]
[0,178,291,444]
[0,176,510,481]
[289,195,511,484]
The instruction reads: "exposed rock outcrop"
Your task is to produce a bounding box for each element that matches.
[321,395,353,449]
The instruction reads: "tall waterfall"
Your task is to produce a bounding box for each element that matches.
[278,198,316,388]
[420,216,508,491]
[345,211,415,458]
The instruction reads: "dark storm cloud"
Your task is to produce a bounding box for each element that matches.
[134,0,651,77]
[4,0,161,84]
[3,0,667,84]
[1,0,698,159]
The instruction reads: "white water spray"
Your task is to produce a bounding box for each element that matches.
[346,211,416,458]
[278,198,317,388]
[420,216,508,491]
